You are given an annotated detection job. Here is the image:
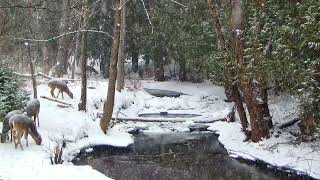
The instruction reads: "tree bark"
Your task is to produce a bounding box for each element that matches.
[100,0,122,134]
[100,48,110,79]
[144,53,150,68]
[27,46,37,99]
[78,0,89,111]
[178,60,187,81]
[72,16,83,79]
[154,58,165,81]
[56,0,71,77]
[26,0,37,99]
[116,0,127,92]
[235,0,270,142]
[131,47,139,73]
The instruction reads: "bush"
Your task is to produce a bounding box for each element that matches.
[0,65,29,122]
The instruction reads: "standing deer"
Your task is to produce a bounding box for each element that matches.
[48,79,74,99]
[86,65,99,75]
[1,110,22,143]
[26,99,40,127]
[9,114,42,150]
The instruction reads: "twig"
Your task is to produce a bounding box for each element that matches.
[120,0,131,10]
[166,0,187,8]
[40,96,73,106]
[140,0,153,33]
[89,0,101,9]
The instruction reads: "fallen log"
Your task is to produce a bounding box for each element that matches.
[40,96,73,106]
[278,118,300,129]
[111,117,186,123]
[57,104,71,108]
[109,117,226,123]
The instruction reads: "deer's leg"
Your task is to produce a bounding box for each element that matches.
[33,115,36,126]
[16,131,24,150]
[50,88,56,98]
[10,129,13,143]
[57,90,61,98]
[24,132,28,147]
[61,92,64,99]
[10,124,13,143]
[37,113,40,127]
[12,130,17,148]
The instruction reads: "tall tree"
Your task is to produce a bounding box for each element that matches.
[72,16,83,79]
[56,0,71,77]
[100,0,122,133]
[78,0,89,111]
[207,0,249,138]
[116,0,127,91]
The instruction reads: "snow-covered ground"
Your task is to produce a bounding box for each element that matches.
[1,79,320,179]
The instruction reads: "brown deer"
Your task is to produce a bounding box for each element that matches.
[1,110,22,143]
[48,79,74,99]
[9,114,42,150]
[26,99,40,127]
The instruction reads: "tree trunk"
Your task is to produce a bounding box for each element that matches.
[208,0,249,138]
[178,60,187,81]
[131,47,139,73]
[144,53,150,68]
[100,49,110,79]
[72,16,83,79]
[27,46,37,99]
[41,46,50,74]
[26,0,37,99]
[261,80,273,129]
[154,57,165,81]
[116,0,127,92]
[56,0,71,77]
[100,0,122,134]
[207,0,232,93]
[233,0,270,142]
[78,0,89,111]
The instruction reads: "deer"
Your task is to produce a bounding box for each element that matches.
[48,79,74,99]
[26,99,40,127]
[86,65,99,75]
[1,110,22,143]
[9,114,42,150]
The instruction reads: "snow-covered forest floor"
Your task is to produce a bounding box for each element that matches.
[1,79,320,179]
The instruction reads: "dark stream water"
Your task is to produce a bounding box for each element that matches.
[74,132,313,180]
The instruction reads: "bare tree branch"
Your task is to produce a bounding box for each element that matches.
[0,4,82,13]
[120,0,131,10]
[140,0,153,33]
[8,29,113,43]
[89,0,102,9]
[167,0,187,8]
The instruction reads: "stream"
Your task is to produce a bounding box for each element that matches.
[74,132,313,180]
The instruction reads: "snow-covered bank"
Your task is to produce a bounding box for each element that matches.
[0,80,134,180]
[208,95,320,179]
